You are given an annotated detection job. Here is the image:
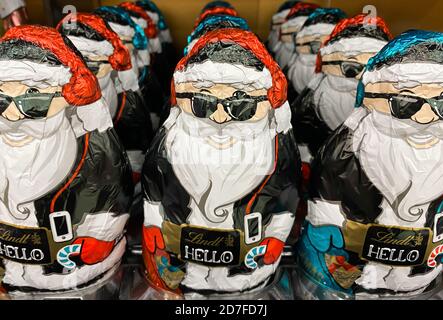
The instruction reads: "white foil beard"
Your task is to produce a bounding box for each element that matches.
[0,110,77,222]
[268,30,280,52]
[165,111,275,224]
[352,110,443,224]
[313,74,359,130]
[275,42,294,69]
[98,71,119,118]
[292,53,317,94]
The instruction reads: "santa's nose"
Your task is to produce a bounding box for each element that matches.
[210,104,231,124]
[2,103,24,121]
[411,103,440,124]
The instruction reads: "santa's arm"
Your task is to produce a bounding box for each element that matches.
[142,200,165,253]
[260,211,294,265]
[141,127,170,252]
[257,129,301,265]
[73,212,129,265]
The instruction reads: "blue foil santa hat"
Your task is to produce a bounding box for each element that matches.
[185,15,249,55]
[136,0,168,31]
[356,30,443,107]
[94,6,148,51]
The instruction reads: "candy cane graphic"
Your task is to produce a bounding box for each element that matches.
[427,244,443,268]
[245,245,267,269]
[57,244,82,269]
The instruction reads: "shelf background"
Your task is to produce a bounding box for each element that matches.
[17,0,443,50]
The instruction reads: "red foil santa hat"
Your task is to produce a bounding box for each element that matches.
[315,14,392,73]
[280,2,320,35]
[57,12,139,92]
[286,2,320,20]
[172,28,291,132]
[0,25,113,132]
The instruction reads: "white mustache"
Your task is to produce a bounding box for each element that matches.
[0,109,66,139]
[371,110,443,139]
[176,110,271,139]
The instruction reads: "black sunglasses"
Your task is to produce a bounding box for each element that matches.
[364,92,443,119]
[295,40,322,54]
[175,91,268,121]
[0,91,63,119]
[322,61,366,78]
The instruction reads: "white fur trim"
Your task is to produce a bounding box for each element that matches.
[131,16,147,29]
[320,37,387,56]
[173,61,273,90]
[76,212,129,241]
[0,0,25,19]
[143,200,164,228]
[149,37,162,54]
[264,211,295,242]
[118,68,139,91]
[296,23,336,39]
[76,98,114,133]
[68,36,114,58]
[136,49,150,67]
[163,106,180,130]
[306,199,345,227]
[108,22,135,39]
[126,150,144,173]
[0,60,71,88]
[281,16,308,33]
[362,62,443,88]
[298,144,313,163]
[159,29,172,43]
[274,101,292,133]
[146,11,159,25]
[272,9,290,25]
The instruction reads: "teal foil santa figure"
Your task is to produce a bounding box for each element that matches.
[298,30,443,298]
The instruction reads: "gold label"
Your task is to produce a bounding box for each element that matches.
[161,221,256,267]
[343,220,439,267]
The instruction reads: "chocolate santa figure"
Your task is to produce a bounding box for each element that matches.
[298,29,443,298]
[141,29,300,296]
[0,26,133,295]
[136,0,178,96]
[274,2,319,72]
[57,13,153,185]
[267,1,299,54]
[287,8,346,95]
[185,15,249,55]
[292,14,391,165]
[119,1,162,59]
[94,6,164,130]
[94,6,148,90]
[118,1,167,129]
